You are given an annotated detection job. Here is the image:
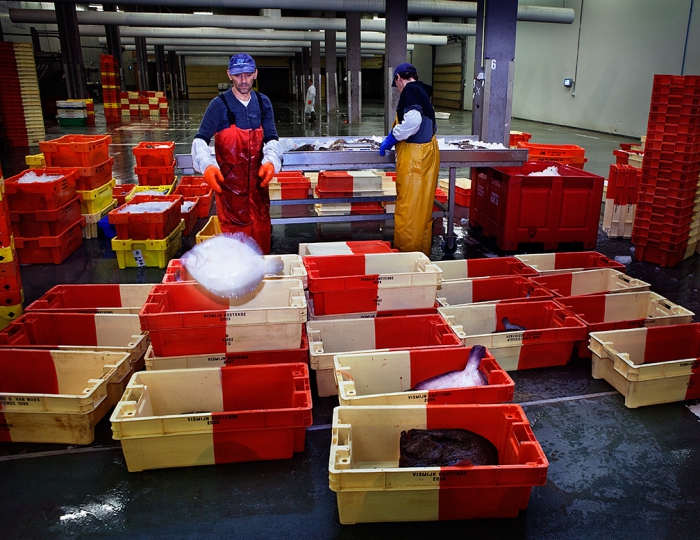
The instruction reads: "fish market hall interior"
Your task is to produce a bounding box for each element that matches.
[1,1,700,539]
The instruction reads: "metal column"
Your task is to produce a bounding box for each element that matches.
[168,51,179,100]
[384,0,408,133]
[479,0,517,145]
[346,11,361,124]
[103,4,125,91]
[294,52,302,102]
[55,2,86,99]
[311,39,321,114]
[471,0,485,137]
[154,44,166,93]
[325,11,338,115]
[134,37,149,92]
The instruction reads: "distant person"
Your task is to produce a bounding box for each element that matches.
[379,62,439,255]
[305,77,317,123]
[191,53,282,254]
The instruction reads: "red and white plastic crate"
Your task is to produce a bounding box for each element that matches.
[514,251,626,275]
[329,404,548,523]
[298,240,397,256]
[530,269,651,297]
[438,300,588,370]
[436,275,555,306]
[110,363,313,472]
[25,283,155,314]
[554,291,694,358]
[334,346,514,406]
[143,327,309,370]
[306,314,464,396]
[589,323,700,408]
[303,252,442,316]
[435,256,538,281]
[138,280,307,356]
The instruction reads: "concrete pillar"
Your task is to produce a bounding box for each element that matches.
[154,45,166,93]
[134,37,149,92]
[294,52,302,101]
[479,0,518,144]
[471,0,485,137]
[346,11,361,124]
[311,40,322,114]
[168,51,179,100]
[301,46,310,103]
[103,4,125,91]
[384,0,408,133]
[325,11,338,115]
[55,2,87,99]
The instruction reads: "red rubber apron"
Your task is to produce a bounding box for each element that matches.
[214,123,271,253]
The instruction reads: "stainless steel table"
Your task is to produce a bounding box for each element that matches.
[176,136,527,252]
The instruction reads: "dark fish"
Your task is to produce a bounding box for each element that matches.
[501,316,526,332]
[413,345,488,390]
[399,428,498,467]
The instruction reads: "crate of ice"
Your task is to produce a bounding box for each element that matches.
[108,194,183,240]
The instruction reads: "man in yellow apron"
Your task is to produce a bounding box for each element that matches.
[379,62,439,256]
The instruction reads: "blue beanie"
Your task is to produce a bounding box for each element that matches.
[229,53,256,75]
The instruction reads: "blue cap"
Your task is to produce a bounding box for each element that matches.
[228,53,256,75]
[392,62,417,87]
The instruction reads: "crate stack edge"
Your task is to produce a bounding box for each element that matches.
[100,54,121,123]
[631,74,700,267]
[0,162,24,329]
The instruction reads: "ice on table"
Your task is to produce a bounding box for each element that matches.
[528,166,561,176]
[118,202,172,213]
[16,172,63,183]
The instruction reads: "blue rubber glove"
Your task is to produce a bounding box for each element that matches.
[379,132,398,157]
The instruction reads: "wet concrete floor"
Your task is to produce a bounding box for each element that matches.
[1,98,698,539]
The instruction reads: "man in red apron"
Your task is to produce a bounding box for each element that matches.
[191,53,282,254]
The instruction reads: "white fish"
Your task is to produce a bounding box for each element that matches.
[180,233,284,298]
[413,345,488,391]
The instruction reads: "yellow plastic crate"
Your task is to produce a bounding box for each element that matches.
[112,219,184,269]
[24,153,46,168]
[0,303,23,331]
[195,215,221,243]
[0,238,16,263]
[124,183,174,202]
[83,199,117,239]
[77,178,116,214]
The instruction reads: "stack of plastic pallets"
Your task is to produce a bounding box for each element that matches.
[0,163,24,330]
[4,167,85,265]
[632,74,700,266]
[132,141,176,186]
[0,42,46,148]
[602,164,641,238]
[107,178,184,268]
[38,135,116,240]
[100,54,121,123]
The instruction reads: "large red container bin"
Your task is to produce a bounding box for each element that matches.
[108,194,183,240]
[39,135,112,167]
[13,218,84,264]
[470,162,605,251]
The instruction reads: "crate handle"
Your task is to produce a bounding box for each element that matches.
[331,425,353,470]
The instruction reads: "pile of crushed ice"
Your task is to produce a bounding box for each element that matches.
[437,138,508,150]
[528,166,560,176]
[16,172,63,183]
[181,201,196,212]
[119,202,172,213]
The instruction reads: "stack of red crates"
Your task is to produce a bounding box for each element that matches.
[0,42,45,148]
[100,54,121,123]
[39,135,115,239]
[132,141,176,186]
[4,167,85,265]
[0,163,24,330]
[173,176,215,233]
[602,163,642,238]
[631,74,700,267]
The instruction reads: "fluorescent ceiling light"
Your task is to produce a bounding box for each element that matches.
[193,11,213,15]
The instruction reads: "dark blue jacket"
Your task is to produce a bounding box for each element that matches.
[396,81,436,144]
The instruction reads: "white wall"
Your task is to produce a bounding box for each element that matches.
[512,0,700,137]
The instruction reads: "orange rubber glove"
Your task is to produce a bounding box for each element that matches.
[258,162,275,187]
[203,165,224,193]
